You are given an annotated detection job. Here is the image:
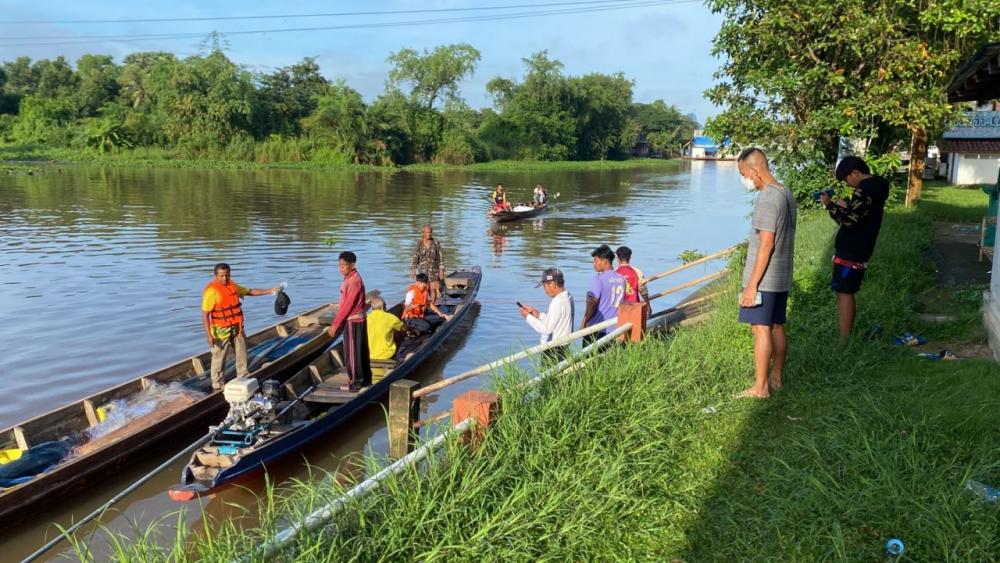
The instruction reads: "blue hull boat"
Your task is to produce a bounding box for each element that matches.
[169,267,482,500]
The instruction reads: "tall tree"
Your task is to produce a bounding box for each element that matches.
[387,44,480,109]
[706,0,1000,202]
[76,54,120,116]
[255,57,328,137]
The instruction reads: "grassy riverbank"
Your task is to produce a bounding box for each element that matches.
[85,184,1000,561]
[0,144,679,173]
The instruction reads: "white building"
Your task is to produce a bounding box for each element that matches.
[941,105,1000,186]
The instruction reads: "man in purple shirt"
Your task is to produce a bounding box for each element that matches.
[581,244,626,343]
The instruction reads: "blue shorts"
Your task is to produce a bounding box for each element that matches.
[831,264,866,294]
[738,291,788,326]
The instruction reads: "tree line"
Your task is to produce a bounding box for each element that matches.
[0,43,698,165]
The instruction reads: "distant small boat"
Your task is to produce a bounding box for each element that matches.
[168,267,482,501]
[489,203,549,222]
[0,303,336,530]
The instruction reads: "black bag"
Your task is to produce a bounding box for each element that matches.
[274,290,291,315]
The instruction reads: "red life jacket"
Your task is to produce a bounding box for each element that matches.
[205,280,244,328]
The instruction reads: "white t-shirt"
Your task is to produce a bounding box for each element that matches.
[525,290,574,344]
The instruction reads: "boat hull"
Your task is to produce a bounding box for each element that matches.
[0,303,336,530]
[490,205,548,222]
[171,269,482,499]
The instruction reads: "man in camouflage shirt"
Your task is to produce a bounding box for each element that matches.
[411,224,446,303]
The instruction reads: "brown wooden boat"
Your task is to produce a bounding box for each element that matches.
[0,302,337,530]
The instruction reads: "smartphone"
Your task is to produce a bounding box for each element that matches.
[811,188,835,202]
[755,291,763,306]
[516,301,525,309]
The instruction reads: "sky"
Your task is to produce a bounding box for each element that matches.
[0,0,724,123]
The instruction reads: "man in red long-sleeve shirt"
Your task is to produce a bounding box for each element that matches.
[327,251,372,391]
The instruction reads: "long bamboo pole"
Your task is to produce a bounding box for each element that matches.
[249,417,475,561]
[646,270,726,302]
[412,318,618,399]
[641,244,741,285]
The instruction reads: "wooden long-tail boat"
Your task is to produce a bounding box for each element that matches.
[168,268,482,500]
[489,203,549,222]
[0,302,337,530]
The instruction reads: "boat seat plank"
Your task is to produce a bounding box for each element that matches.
[305,378,366,404]
[13,426,30,450]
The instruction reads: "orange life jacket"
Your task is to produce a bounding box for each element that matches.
[205,280,244,329]
[402,283,428,320]
[492,190,507,205]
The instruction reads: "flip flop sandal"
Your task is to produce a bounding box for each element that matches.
[894,332,927,346]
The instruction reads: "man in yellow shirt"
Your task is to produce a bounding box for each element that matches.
[366,295,405,361]
[201,263,280,390]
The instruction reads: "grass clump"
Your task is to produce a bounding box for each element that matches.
[81,183,1000,561]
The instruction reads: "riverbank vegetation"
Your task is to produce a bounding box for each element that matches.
[705,0,1000,203]
[0,45,697,168]
[79,186,1000,561]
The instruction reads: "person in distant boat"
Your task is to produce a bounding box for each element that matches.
[491,183,511,212]
[615,246,648,303]
[581,245,626,344]
[327,251,372,392]
[532,184,548,207]
[402,273,451,333]
[202,263,281,391]
[520,267,574,362]
[410,224,446,304]
[366,295,405,362]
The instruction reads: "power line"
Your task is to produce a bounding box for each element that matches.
[3,0,647,25]
[0,0,697,49]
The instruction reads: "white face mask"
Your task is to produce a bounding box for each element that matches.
[740,175,757,191]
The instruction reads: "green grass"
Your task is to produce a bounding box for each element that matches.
[919,180,991,223]
[79,183,1000,561]
[0,144,679,173]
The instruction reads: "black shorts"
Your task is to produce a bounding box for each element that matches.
[831,264,866,294]
[738,291,788,326]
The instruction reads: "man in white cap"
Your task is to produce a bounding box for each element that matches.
[519,268,575,362]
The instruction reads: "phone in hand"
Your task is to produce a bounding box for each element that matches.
[755,291,763,306]
[811,188,835,202]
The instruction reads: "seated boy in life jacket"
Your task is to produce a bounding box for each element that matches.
[491,183,511,213]
[401,273,451,333]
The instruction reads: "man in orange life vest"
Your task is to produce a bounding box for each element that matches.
[202,263,281,391]
[401,273,451,334]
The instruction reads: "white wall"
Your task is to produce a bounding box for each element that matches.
[952,153,1000,185]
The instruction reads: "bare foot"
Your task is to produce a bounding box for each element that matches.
[768,378,783,392]
[734,387,770,399]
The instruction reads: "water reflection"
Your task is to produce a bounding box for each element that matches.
[0,160,752,560]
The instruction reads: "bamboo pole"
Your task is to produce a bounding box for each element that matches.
[641,244,740,285]
[412,318,618,399]
[524,323,633,389]
[412,410,453,430]
[646,270,726,302]
[250,417,475,561]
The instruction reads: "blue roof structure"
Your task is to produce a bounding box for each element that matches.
[692,135,718,149]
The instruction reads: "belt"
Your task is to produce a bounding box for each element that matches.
[833,256,867,270]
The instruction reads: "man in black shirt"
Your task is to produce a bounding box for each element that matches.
[820,156,890,340]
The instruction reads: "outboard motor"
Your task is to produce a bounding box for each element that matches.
[261,379,284,402]
[210,378,277,454]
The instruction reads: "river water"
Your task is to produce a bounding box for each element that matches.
[0,160,750,559]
